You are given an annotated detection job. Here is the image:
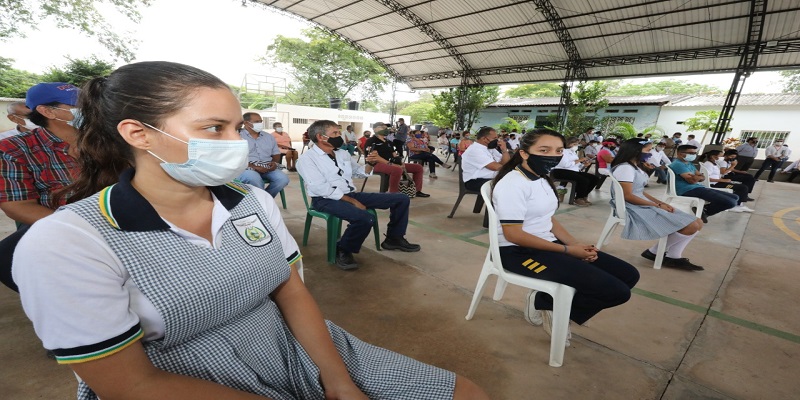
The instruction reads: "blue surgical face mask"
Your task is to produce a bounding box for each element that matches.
[684,154,697,162]
[51,107,82,128]
[143,122,249,187]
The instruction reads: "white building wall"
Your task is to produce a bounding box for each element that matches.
[656,105,800,158]
[244,104,409,142]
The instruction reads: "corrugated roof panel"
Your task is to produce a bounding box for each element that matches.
[256,0,800,89]
[669,94,800,107]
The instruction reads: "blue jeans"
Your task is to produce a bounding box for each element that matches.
[682,187,739,216]
[312,192,410,253]
[238,169,289,198]
[652,167,667,183]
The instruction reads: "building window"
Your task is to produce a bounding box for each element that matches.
[599,116,635,132]
[605,109,619,113]
[740,130,790,149]
[293,118,309,124]
[508,115,528,122]
[623,109,638,113]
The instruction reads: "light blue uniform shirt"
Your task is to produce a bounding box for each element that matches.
[240,129,281,163]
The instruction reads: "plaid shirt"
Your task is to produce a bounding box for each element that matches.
[0,127,79,208]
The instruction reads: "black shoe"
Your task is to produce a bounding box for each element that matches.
[692,207,709,223]
[641,249,657,261]
[381,236,421,252]
[415,191,430,198]
[767,180,774,183]
[335,249,358,270]
[743,197,755,202]
[663,257,704,271]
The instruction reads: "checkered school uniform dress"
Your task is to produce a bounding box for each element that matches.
[610,164,697,240]
[65,185,454,400]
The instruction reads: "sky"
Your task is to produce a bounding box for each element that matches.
[1,0,788,101]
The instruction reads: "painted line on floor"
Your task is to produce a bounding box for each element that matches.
[772,206,800,241]
[461,228,489,238]
[408,218,800,344]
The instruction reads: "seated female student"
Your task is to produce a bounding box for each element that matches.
[550,136,599,207]
[13,61,487,400]
[492,129,639,345]
[408,130,450,178]
[593,138,618,189]
[610,138,705,271]
[700,150,754,213]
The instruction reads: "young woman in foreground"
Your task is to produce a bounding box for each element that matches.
[13,61,487,400]
[492,129,639,345]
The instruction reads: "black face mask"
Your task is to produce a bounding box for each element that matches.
[487,139,499,149]
[526,153,563,176]
[327,136,345,149]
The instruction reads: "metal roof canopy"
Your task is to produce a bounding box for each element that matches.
[254,0,800,89]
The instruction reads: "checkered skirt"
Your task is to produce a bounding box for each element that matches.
[67,188,454,399]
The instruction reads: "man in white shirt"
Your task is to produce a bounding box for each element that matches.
[754,139,787,182]
[461,126,511,191]
[296,120,420,270]
[508,133,520,151]
[686,134,701,150]
[340,125,358,156]
[0,102,36,140]
[781,159,799,182]
[649,142,672,184]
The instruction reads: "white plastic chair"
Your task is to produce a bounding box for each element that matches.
[596,175,668,269]
[699,165,735,193]
[465,182,576,367]
[665,168,704,218]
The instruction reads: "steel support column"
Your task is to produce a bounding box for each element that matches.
[711,0,768,144]
[455,74,472,131]
[531,0,587,132]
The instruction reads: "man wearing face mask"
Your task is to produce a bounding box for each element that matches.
[734,137,759,172]
[753,139,788,182]
[0,83,81,226]
[297,120,421,270]
[648,142,672,184]
[1,102,37,140]
[461,126,511,191]
[364,122,428,197]
[236,113,290,198]
[669,145,738,222]
[551,137,598,206]
[717,149,756,195]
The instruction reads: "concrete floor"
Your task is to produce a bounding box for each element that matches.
[2,162,799,399]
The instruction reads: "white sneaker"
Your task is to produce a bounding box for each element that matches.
[524,290,542,326]
[739,205,755,213]
[429,173,437,178]
[727,205,745,213]
[541,310,571,347]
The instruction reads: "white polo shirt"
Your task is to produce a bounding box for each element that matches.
[554,148,581,172]
[462,142,502,181]
[493,167,558,247]
[13,183,300,358]
[702,161,722,180]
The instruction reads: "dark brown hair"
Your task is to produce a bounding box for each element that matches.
[54,61,229,205]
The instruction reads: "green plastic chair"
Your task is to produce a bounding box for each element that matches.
[299,175,381,264]
[260,179,287,209]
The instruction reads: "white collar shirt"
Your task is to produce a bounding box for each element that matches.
[461,142,502,181]
[296,146,370,200]
[650,148,671,166]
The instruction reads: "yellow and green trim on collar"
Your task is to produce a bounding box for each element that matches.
[98,185,120,230]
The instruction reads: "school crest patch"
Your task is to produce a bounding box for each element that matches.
[231,214,272,247]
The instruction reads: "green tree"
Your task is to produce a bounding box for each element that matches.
[0,57,41,98]
[398,101,434,124]
[264,28,390,107]
[683,110,727,143]
[497,117,527,133]
[563,81,610,136]
[429,86,500,130]
[1,0,151,62]
[503,83,562,98]
[779,70,800,93]
[607,80,723,96]
[40,56,115,86]
[608,121,665,140]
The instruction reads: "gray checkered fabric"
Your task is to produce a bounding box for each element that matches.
[610,165,697,240]
[68,187,455,400]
